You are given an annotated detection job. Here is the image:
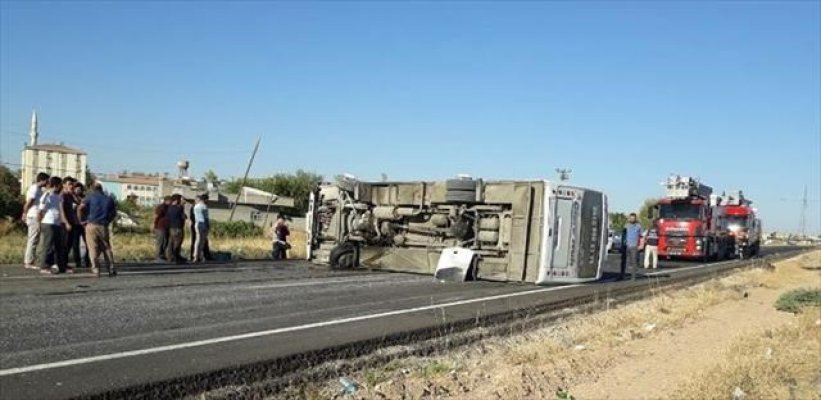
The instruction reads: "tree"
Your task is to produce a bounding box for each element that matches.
[204,169,219,184]
[223,169,323,213]
[638,198,657,228]
[85,166,95,185]
[608,212,627,232]
[0,166,23,219]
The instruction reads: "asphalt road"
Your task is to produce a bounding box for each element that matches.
[0,246,800,399]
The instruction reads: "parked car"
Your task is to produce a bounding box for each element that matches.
[607,231,623,253]
[115,211,138,228]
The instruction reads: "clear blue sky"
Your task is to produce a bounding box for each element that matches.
[1,1,819,234]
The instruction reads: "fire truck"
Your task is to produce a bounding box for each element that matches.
[651,175,734,261]
[716,190,762,259]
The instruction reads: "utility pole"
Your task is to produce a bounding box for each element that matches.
[800,185,808,239]
[555,168,572,182]
[228,137,261,221]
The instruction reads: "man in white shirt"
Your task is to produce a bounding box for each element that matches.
[37,176,67,274]
[20,172,49,269]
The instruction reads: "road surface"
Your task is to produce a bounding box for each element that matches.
[0,246,800,399]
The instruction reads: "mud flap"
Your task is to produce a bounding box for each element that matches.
[434,247,476,282]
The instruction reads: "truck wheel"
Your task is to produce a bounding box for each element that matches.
[330,243,358,269]
[446,190,477,203]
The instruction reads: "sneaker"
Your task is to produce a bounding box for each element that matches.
[65,268,75,274]
[91,268,100,277]
[50,266,61,275]
[39,268,51,274]
[108,268,117,277]
[24,264,37,270]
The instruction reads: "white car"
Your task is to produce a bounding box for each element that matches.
[115,211,138,228]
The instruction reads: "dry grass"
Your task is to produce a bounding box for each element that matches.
[671,251,821,399]
[671,308,821,399]
[270,252,820,400]
[0,228,307,264]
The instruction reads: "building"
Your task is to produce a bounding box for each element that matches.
[20,110,88,186]
[97,173,173,207]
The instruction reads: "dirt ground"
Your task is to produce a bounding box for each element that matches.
[269,250,821,400]
[570,258,816,399]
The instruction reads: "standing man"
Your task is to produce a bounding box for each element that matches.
[192,194,210,263]
[21,172,49,269]
[60,177,80,273]
[37,177,65,274]
[72,182,91,268]
[187,198,211,261]
[622,213,643,280]
[104,191,117,272]
[644,221,660,269]
[272,215,290,260]
[153,196,171,262]
[165,194,186,264]
[78,182,115,277]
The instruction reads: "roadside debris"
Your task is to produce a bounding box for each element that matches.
[732,386,747,400]
[339,377,358,395]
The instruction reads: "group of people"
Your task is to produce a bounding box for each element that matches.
[619,212,661,280]
[23,172,293,273]
[21,172,117,276]
[152,194,211,264]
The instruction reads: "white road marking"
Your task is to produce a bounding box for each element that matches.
[0,284,581,377]
[0,254,777,377]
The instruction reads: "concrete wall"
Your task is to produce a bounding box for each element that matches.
[209,205,305,230]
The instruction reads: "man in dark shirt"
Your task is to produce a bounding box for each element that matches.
[153,196,171,262]
[272,215,290,260]
[165,194,186,264]
[78,182,115,277]
[60,177,81,272]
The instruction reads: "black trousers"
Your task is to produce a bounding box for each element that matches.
[272,241,288,260]
[38,224,66,271]
[64,224,87,268]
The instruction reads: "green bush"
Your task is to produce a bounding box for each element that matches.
[774,288,821,313]
[0,166,23,219]
[209,220,263,238]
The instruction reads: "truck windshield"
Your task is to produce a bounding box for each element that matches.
[659,203,701,219]
[725,216,748,228]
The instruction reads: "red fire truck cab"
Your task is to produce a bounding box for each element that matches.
[652,175,734,262]
[716,191,762,259]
